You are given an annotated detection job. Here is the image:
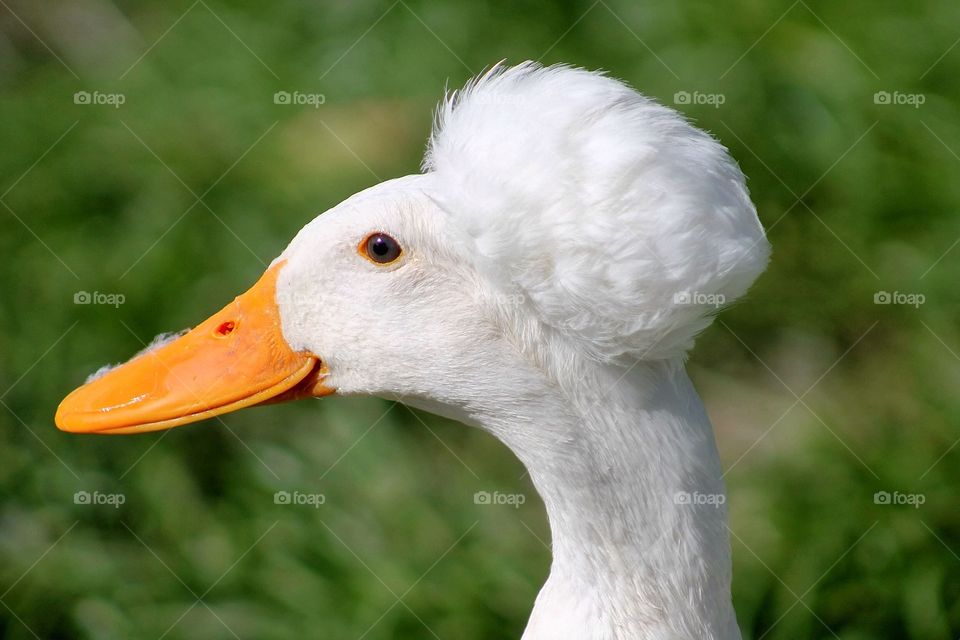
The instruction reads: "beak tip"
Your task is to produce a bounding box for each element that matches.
[54,404,83,433]
[54,386,92,433]
[54,400,71,432]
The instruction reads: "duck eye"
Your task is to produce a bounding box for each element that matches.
[361,232,402,264]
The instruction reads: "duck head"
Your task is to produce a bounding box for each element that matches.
[55,61,769,436]
[55,174,522,433]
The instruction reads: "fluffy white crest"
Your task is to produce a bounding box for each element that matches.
[423,62,770,361]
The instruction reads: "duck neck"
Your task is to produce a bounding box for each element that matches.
[481,357,740,640]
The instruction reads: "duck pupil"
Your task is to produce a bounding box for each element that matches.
[373,238,388,255]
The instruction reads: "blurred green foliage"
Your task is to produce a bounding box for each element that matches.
[1,0,959,638]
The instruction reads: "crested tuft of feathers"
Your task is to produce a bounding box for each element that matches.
[423,62,770,361]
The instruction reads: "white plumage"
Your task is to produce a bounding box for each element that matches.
[272,62,771,639]
[424,62,769,361]
[275,63,770,639]
[59,61,771,640]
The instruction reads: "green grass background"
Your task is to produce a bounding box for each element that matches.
[1,0,959,638]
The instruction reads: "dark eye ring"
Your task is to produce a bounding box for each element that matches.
[361,232,403,265]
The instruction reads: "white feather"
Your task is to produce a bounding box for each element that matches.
[424,62,769,361]
[272,62,770,639]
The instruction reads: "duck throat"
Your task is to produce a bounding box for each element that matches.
[482,359,740,640]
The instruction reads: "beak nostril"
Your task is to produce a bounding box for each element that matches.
[215,321,236,337]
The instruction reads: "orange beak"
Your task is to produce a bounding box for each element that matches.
[55,261,333,435]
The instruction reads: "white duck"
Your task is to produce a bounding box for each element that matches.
[57,62,770,639]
